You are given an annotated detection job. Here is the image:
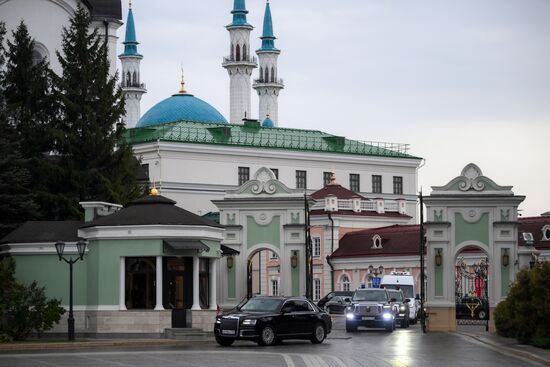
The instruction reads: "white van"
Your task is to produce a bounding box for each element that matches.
[380,272,419,324]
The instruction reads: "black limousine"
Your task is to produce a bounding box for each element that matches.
[214,296,332,346]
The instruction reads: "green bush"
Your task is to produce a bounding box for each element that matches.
[0,257,65,341]
[494,262,550,346]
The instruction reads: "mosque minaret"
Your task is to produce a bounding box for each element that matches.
[253,0,284,127]
[119,1,146,128]
[222,0,257,124]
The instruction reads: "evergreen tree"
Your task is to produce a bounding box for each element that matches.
[54,5,141,218]
[4,21,55,158]
[0,22,39,238]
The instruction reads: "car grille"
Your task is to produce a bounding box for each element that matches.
[220,317,239,335]
[355,305,381,315]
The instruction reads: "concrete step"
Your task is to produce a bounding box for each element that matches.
[164,328,213,341]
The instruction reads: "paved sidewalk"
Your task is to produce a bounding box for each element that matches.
[0,338,196,352]
[456,331,550,367]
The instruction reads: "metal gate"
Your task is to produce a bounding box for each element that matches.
[455,256,489,330]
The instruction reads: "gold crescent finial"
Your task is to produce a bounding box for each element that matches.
[179,64,186,94]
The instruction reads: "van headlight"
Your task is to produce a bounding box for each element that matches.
[346,313,355,320]
[382,313,393,320]
[242,319,257,326]
[400,306,406,311]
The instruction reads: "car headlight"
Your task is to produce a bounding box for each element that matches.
[242,319,257,326]
[215,318,221,324]
[346,313,355,320]
[382,313,393,320]
[399,306,406,311]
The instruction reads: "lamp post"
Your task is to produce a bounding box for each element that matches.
[55,239,87,341]
[368,265,384,288]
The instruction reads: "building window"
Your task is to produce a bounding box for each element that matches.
[271,279,279,296]
[296,170,307,189]
[312,237,321,257]
[238,167,250,185]
[270,251,278,260]
[314,278,321,301]
[341,274,351,292]
[270,168,279,179]
[372,234,382,249]
[323,172,332,186]
[393,176,403,195]
[125,257,156,310]
[542,225,550,241]
[350,174,360,192]
[372,175,382,194]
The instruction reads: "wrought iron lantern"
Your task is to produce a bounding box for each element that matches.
[226,256,234,269]
[435,249,442,267]
[291,252,298,268]
[502,249,509,267]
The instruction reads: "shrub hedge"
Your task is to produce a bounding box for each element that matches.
[494,262,550,348]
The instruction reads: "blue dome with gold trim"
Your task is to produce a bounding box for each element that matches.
[137,92,227,127]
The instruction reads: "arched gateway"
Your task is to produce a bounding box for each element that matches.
[213,167,310,307]
[424,163,525,332]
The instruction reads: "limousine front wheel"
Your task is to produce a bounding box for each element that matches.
[310,323,326,344]
[258,325,277,346]
[215,336,235,346]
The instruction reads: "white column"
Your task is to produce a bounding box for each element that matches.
[154,256,164,310]
[119,257,127,310]
[191,256,201,310]
[209,258,218,310]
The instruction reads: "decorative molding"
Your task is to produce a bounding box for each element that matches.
[431,163,513,195]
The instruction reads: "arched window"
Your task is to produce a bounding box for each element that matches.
[340,274,351,292]
[259,67,263,81]
[243,44,247,61]
[236,44,241,61]
[133,71,137,85]
[543,225,550,241]
[271,66,275,82]
[230,43,234,60]
[264,67,269,83]
[126,72,131,86]
[31,42,49,65]
[372,234,382,249]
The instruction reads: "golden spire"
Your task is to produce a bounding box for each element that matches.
[150,185,159,196]
[179,65,187,94]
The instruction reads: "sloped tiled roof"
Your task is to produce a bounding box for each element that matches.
[310,184,367,200]
[332,224,421,258]
[124,121,419,159]
[1,221,83,244]
[518,216,550,249]
[80,195,223,228]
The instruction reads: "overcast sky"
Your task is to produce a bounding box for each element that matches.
[120,0,550,217]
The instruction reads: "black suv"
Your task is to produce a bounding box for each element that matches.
[214,296,332,346]
[387,289,410,328]
[317,291,354,309]
[345,288,396,332]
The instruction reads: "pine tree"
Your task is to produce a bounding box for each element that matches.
[4,21,55,158]
[54,5,141,218]
[0,22,39,238]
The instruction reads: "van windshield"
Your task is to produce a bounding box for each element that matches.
[383,285,413,299]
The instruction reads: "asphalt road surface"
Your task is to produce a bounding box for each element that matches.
[0,316,542,367]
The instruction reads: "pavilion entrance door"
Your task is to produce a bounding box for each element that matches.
[164,257,193,328]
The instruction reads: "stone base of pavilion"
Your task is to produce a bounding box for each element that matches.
[41,308,217,337]
[427,306,496,332]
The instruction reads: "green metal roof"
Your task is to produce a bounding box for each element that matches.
[123,120,421,159]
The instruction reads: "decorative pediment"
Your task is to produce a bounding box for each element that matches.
[229,167,299,197]
[431,163,513,195]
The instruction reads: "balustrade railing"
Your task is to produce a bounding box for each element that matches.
[222,55,257,64]
[253,78,284,85]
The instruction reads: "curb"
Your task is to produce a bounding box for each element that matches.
[455,332,550,367]
[0,339,209,352]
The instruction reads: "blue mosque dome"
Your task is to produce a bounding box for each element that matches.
[137,88,227,127]
[262,115,274,127]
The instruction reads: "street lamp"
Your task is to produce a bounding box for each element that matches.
[55,239,87,341]
[368,265,384,288]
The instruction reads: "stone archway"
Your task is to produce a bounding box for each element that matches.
[246,245,281,298]
[454,245,490,331]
